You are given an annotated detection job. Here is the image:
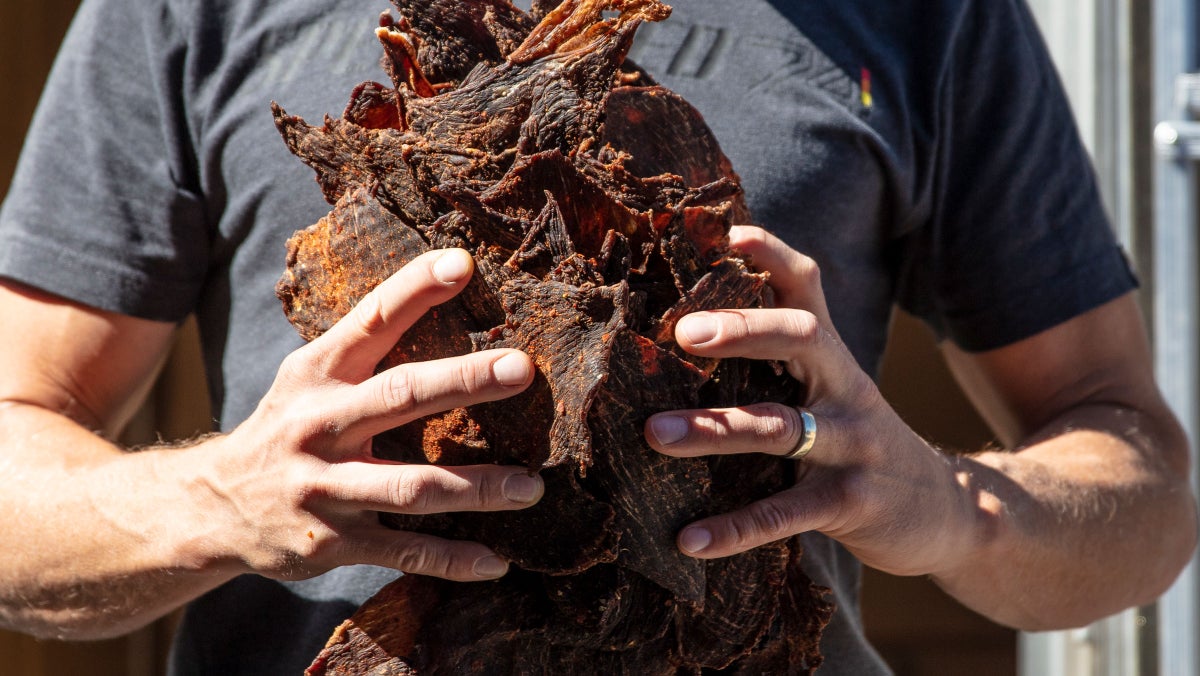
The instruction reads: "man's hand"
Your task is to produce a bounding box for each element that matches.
[0,248,541,639]
[643,226,973,577]
[204,248,542,582]
[644,226,1196,630]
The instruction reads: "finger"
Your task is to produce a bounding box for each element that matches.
[728,225,831,324]
[674,484,843,559]
[676,308,825,360]
[345,528,513,581]
[646,403,823,459]
[333,349,534,444]
[315,248,475,377]
[675,307,845,392]
[315,461,544,515]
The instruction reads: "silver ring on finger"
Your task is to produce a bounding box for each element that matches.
[782,408,817,461]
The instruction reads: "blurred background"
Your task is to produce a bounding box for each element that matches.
[1,1,1196,674]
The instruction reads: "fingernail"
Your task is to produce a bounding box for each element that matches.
[473,555,509,578]
[649,415,689,445]
[678,316,717,345]
[432,249,472,284]
[492,352,532,387]
[679,527,712,554]
[503,473,543,503]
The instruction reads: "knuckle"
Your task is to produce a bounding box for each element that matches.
[288,462,332,508]
[454,357,489,396]
[794,255,822,287]
[277,347,317,383]
[745,500,795,542]
[472,471,499,509]
[385,469,437,513]
[721,310,754,342]
[378,369,419,417]
[393,542,453,578]
[785,310,823,345]
[723,516,757,552]
[746,403,799,448]
[282,397,340,450]
[348,289,388,337]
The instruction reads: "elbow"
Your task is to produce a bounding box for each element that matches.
[1146,413,1198,600]
[1145,474,1199,602]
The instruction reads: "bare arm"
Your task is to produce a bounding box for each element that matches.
[646,226,1196,630]
[935,296,1194,628]
[0,249,543,640]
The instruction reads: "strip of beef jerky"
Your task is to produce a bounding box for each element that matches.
[674,543,789,669]
[585,331,709,603]
[488,275,627,469]
[483,151,653,260]
[541,564,675,651]
[600,86,751,223]
[276,186,474,356]
[508,0,670,65]
[379,0,534,87]
[727,542,835,675]
[305,575,438,676]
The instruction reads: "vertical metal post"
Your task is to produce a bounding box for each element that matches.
[1152,0,1200,671]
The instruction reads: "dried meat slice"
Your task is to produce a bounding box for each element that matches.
[585,331,710,603]
[380,0,534,87]
[490,275,627,469]
[601,86,751,223]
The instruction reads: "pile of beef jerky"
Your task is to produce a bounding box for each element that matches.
[272,0,833,673]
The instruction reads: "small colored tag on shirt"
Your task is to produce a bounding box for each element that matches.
[861,67,874,109]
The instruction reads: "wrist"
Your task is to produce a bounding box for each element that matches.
[133,436,250,579]
[926,453,1023,620]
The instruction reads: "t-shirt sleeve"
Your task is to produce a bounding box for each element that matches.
[0,0,209,322]
[893,0,1137,352]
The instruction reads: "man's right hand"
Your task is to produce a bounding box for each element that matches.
[205,248,541,582]
[0,248,539,640]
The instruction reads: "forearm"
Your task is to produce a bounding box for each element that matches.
[0,402,237,640]
[934,403,1196,630]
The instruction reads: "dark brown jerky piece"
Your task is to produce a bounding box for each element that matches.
[508,0,670,66]
[380,0,534,87]
[271,109,436,221]
[343,81,403,130]
[275,186,492,373]
[675,544,789,669]
[305,575,438,676]
[541,565,675,651]
[601,86,751,223]
[585,331,709,602]
[728,542,835,674]
[489,275,627,469]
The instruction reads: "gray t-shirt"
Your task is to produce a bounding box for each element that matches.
[0,0,1134,673]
